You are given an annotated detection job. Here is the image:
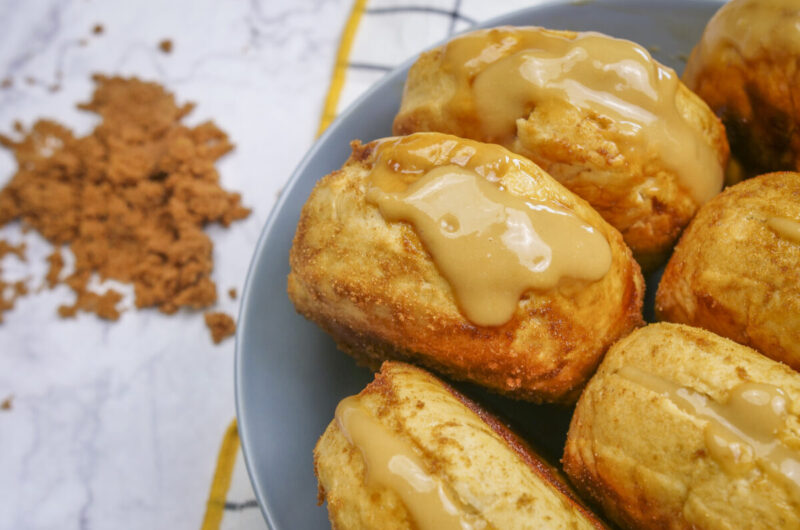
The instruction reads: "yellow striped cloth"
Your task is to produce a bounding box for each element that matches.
[202,1,548,528]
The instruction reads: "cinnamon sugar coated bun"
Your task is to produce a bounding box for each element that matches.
[656,172,800,370]
[564,323,800,529]
[393,26,729,268]
[288,132,644,403]
[684,0,800,180]
[314,361,609,529]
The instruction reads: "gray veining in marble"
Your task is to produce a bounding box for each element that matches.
[0,0,350,528]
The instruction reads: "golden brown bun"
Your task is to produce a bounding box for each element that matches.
[684,0,800,179]
[656,172,800,370]
[563,323,800,529]
[314,361,608,529]
[394,27,729,269]
[288,133,644,403]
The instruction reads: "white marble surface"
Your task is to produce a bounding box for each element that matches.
[0,0,351,528]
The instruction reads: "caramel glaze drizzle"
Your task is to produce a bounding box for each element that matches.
[335,395,488,530]
[434,26,722,205]
[365,134,611,327]
[619,366,800,501]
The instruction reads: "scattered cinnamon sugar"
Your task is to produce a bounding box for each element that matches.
[92,24,104,35]
[57,284,122,320]
[228,287,237,300]
[0,395,12,411]
[0,241,25,260]
[159,39,173,54]
[0,279,27,323]
[205,311,235,344]
[0,240,27,323]
[45,249,63,288]
[0,74,250,324]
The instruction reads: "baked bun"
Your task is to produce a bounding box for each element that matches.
[684,0,800,180]
[393,26,728,268]
[315,361,608,529]
[288,132,644,403]
[656,172,800,370]
[563,323,800,529]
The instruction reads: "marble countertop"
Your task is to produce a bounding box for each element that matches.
[0,0,351,527]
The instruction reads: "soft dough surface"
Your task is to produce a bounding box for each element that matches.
[656,172,800,370]
[315,361,608,529]
[394,27,729,268]
[564,323,800,529]
[288,133,644,403]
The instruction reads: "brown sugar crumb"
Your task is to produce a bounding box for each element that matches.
[0,395,12,411]
[205,311,236,344]
[0,241,25,260]
[45,249,63,288]
[0,280,27,323]
[13,281,27,296]
[159,39,173,54]
[0,240,27,323]
[92,24,104,35]
[228,287,237,300]
[58,285,123,320]
[1,78,11,89]
[0,75,250,323]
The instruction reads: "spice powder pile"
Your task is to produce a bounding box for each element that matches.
[0,240,26,322]
[204,311,236,344]
[0,75,250,329]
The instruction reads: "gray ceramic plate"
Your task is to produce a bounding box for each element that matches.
[235,1,723,527]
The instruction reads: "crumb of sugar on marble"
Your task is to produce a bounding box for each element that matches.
[159,39,173,53]
[205,312,236,344]
[45,249,63,288]
[0,240,27,323]
[0,241,25,261]
[1,395,12,411]
[228,287,237,300]
[92,24,104,35]
[0,75,250,330]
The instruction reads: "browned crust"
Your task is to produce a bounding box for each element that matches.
[655,171,800,369]
[288,136,645,403]
[362,361,609,528]
[561,324,685,530]
[314,458,326,506]
[292,285,641,404]
[685,38,800,178]
[429,367,609,529]
[562,323,800,529]
[563,410,653,530]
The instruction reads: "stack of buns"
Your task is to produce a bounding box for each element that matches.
[288,1,800,527]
